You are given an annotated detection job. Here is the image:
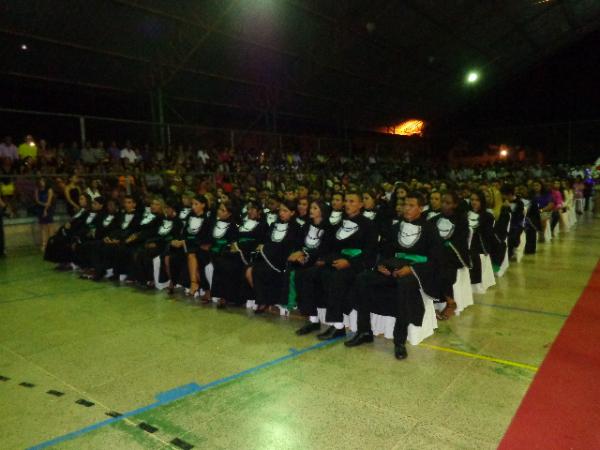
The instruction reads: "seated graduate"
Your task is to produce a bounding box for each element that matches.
[289,200,335,335]
[344,191,444,360]
[129,196,181,287]
[467,190,495,288]
[44,193,92,269]
[249,199,304,314]
[426,191,442,220]
[211,200,267,305]
[112,197,163,282]
[89,195,143,280]
[519,184,540,255]
[295,197,310,227]
[70,195,107,267]
[328,192,344,226]
[164,194,211,296]
[428,191,470,319]
[531,180,555,243]
[310,191,378,341]
[76,198,119,273]
[500,184,525,259]
[201,199,239,308]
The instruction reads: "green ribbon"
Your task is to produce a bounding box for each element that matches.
[287,270,297,309]
[210,239,229,253]
[492,264,501,273]
[340,248,362,258]
[238,237,256,243]
[394,252,428,264]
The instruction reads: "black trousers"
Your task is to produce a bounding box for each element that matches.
[252,260,285,306]
[130,245,163,283]
[295,265,324,317]
[354,270,423,345]
[524,227,537,254]
[507,228,522,259]
[211,253,244,303]
[469,250,482,284]
[550,210,560,234]
[319,265,358,323]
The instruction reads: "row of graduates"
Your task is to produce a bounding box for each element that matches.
[44,184,529,360]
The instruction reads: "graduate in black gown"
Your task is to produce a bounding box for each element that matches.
[290,200,335,335]
[90,195,143,280]
[164,194,211,296]
[310,191,378,340]
[76,199,119,272]
[501,185,525,260]
[130,197,181,287]
[345,191,445,360]
[428,191,470,319]
[112,197,163,281]
[519,185,540,255]
[328,192,344,226]
[426,191,442,221]
[202,199,239,308]
[44,193,91,268]
[211,200,268,306]
[249,199,304,314]
[467,190,495,288]
[70,196,107,268]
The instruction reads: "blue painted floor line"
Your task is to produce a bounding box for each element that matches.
[474,301,569,318]
[27,337,344,449]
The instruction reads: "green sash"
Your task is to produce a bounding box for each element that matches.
[340,248,362,258]
[238,237,255,243]
[210,239,229,253]
[394,252,428,264]
[492,264,500,273]
[287,270,297,309]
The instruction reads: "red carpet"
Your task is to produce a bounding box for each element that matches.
[499,260,600,450]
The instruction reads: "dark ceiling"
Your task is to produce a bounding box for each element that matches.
[2,0,600,131]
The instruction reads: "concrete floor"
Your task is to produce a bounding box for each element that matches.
[1,216,598,450]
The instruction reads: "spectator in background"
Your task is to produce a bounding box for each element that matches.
[197,148,210,165]
[81,142,97,166]
[18,135,37,160]
[64,175,82,216]
[66,141,81,163]
[93,141,107,163]
[107,141,121,162]
[0,136,18,161]
[120,144,136,164]
[35,177,55,252]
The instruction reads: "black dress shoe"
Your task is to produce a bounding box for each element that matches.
[295,322,321,336]
[317,325,346,340]
[394,344,408,360]
[344,331,374,347]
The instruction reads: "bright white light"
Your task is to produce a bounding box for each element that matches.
[500,149,508,157]
[21,44,28,51]
[466,71,479,83]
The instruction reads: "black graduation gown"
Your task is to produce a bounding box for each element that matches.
[74,212,118,268]
[468,210,495,284]
[523,198,540,254]
[252,220,303,307]
[354,216,445,344]
[210,217,268,304]
[507,198,525,257]
[166,211,211,288]
[44,208,90,263]
[91,210,143,278]
[131,215,181,284]
[208,219,241,301]
[430,212,470,299]
[113,210,162,277]
[317,214,378,322]
[491,206,511,270]
[287,219,334,314]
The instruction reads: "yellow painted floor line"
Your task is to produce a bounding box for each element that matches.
[419,343,539,372]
